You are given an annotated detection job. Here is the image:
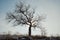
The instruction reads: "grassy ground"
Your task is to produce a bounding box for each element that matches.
[0,34,60,40]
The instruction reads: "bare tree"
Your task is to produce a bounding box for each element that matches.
[6,2,46,36]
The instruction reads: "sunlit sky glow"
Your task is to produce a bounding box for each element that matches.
[0,0,60,36]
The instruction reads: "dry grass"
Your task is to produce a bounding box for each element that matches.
[0,34,60,40]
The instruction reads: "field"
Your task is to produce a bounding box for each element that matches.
[0,34,60,40]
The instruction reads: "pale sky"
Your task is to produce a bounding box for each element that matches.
[0,0,60,36]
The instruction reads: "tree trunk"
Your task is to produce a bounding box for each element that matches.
[29,26,31,36]
[29,24,31,36]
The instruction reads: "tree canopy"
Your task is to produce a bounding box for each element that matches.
[6,2,46,36]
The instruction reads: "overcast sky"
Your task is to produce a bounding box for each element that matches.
[0,0,60,36]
